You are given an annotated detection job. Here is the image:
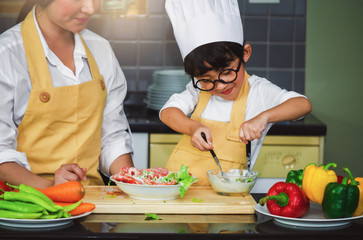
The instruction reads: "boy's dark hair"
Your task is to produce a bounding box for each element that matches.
[183,41,244,77]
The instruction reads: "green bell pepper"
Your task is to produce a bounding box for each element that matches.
[322,167,359,218]
[285,169,304,188]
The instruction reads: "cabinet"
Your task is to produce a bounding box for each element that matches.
[252,136,324,178]
[149,134,182,168]
[149,134,324,178]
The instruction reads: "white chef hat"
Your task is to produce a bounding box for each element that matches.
[165,0,244,60]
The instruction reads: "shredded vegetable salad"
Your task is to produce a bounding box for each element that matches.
[111,165,197,198]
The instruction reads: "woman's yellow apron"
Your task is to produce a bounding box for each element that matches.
[166,73,250,186]
[16,9,106,185]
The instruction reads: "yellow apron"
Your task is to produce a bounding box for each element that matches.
[166,73,250,186]
[17,9,107,185]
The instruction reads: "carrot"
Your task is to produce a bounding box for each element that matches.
[55,202,95,216]
[37,181,85,203]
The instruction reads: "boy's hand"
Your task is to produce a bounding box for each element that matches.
[239,114,268,144]
[190,124,214,151]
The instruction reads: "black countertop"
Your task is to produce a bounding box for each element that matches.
[0,194,361,240]
[124,92,327,136]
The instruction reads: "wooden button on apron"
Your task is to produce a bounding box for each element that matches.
[100,80,105,90]
[39,92,50,103]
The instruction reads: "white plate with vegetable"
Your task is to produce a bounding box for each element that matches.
[255,203,363,228]
[110,165,197,200]
[0,210,93,229]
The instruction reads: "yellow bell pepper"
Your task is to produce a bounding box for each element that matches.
[302,163,337,204]
[352,177,363,216]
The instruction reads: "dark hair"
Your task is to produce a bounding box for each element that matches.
[16,0,54,24]
[183,41,245,77]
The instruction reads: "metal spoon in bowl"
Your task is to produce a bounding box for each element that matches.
[246,141,253,177]
[201,132,228,181]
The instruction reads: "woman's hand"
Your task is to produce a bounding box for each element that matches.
[239,114,268,144]
[190,124,214,151]
[53,164,87,185]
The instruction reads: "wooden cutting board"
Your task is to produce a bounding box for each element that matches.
[83,186,256,214]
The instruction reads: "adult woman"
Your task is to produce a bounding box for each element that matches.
[0,0,133,188]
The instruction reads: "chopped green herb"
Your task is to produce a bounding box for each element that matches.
[105,192,117,198]
[144,213,162,221]
[245,177,253,182]
[178,228,185,234]
[191,197,204,203]
[236,177,254,183]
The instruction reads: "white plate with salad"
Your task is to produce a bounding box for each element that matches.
[110,165,197,200]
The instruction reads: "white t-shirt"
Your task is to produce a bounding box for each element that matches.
[160,75,306,169]
[0,11,133,176]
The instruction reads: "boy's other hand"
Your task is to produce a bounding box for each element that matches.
[239,114,268,144]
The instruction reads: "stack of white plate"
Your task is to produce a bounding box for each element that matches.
[147,69,190,111]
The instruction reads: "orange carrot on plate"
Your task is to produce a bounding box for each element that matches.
[55,202,96,216]
[37,181,85,203]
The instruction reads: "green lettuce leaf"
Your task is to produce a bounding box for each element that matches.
[176,164,195,198]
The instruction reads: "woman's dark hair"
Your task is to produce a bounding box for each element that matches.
[16,0,54,24]
[184,41,245,77]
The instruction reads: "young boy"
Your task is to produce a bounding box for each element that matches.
[160,0,312,185]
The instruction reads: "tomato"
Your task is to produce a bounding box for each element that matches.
[142,167,169,178]
[113,167,178,186]
[0,180,12,192]
[143,178,157,185]
[113,175,143,185]
[157,180,178,185]
[117,167,142,177]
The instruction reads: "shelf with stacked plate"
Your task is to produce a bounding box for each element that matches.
[146,69,190,111]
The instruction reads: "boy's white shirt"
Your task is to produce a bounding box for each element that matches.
[160,74,306,169]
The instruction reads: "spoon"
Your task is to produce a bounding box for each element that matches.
[201,132,228,180]
[246,141,252,177]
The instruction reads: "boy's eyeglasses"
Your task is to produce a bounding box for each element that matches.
[191,57,242,91]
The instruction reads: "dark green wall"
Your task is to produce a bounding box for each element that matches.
[306,0,363,176]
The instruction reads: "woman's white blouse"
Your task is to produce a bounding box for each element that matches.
[0,12,133,176]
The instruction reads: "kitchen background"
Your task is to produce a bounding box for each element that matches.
[0,0,361,176]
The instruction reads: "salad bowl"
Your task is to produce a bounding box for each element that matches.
[207,168,258,196]
[111,181,184,200]
[110,165,197,201]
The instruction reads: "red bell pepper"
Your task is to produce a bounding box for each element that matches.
[337,175,344,184]
[259,182,310,218]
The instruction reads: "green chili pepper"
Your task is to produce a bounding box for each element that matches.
[63,200,82,213]
[0,192,58,213]
[40,214,58,219]
[6,183,62,210]
[0,200,45,213]
[57,209,65,218]
[285,169,304,188]
[322,167,360,218]
[63,211,71,218]
[0,209,42,219]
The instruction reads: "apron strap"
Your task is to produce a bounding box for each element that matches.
[190,91,210,121]
[21,7,52,89]
[227,72,250,141]
[78,34,102,80]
